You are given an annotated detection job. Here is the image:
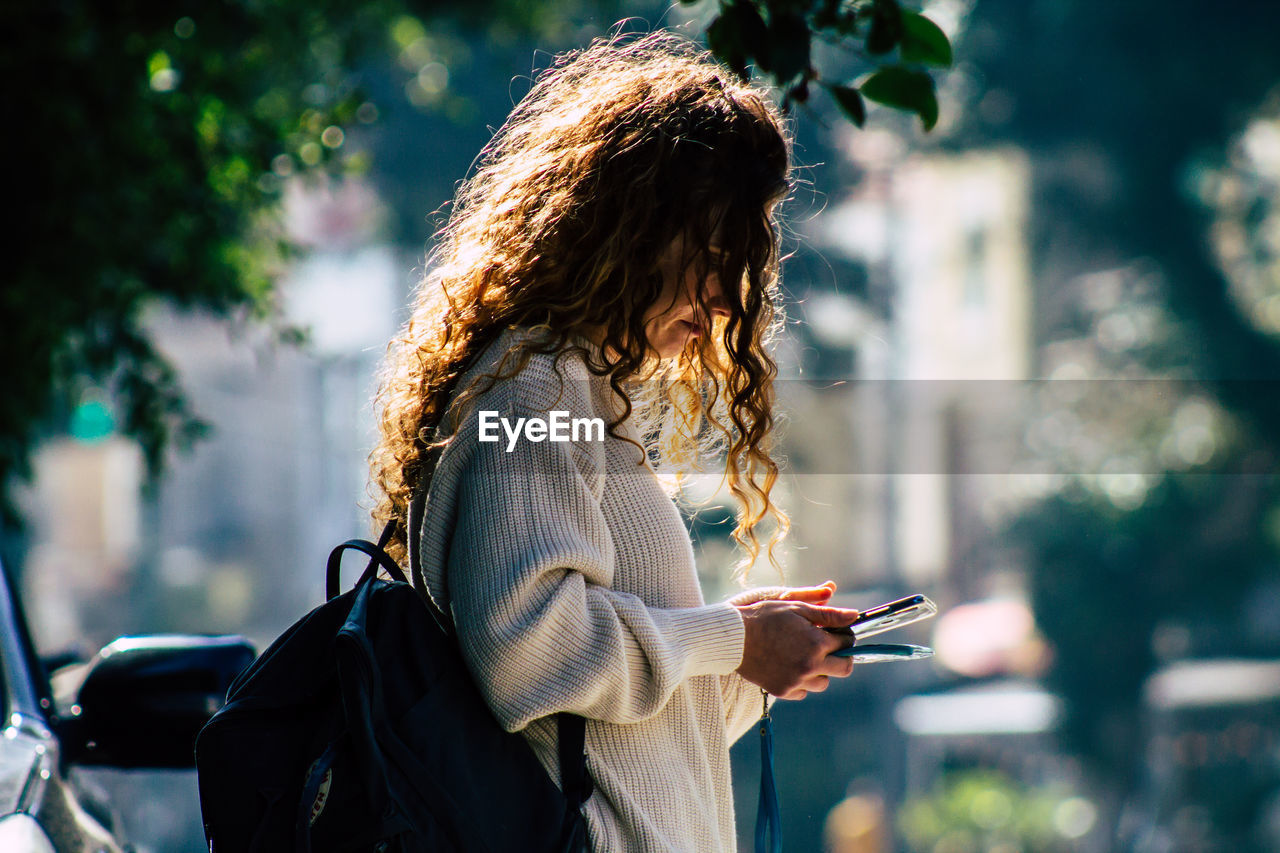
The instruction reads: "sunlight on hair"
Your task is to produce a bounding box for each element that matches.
[370,31,795,580]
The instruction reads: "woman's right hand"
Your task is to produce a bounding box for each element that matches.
[734,598,861,700]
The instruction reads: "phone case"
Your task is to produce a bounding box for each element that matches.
[851,595,938,641]
[834,643,934,663]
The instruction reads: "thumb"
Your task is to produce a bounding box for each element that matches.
[792,602,860,628]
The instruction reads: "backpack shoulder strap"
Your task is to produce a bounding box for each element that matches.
[403,330,592,807]
[558,714,591,806]
[406,443,446,625]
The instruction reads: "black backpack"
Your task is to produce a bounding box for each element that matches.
[195,525,591,853]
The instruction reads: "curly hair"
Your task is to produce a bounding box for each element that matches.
[370,31,792,579]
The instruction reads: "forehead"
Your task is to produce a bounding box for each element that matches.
[663,195,780,263]
[675,212,729,252]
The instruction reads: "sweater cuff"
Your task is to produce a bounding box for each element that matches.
[654,602,745,677]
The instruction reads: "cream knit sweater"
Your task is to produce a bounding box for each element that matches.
[413,331,765,851]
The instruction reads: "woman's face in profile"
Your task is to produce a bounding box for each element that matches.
[643,235,731,359]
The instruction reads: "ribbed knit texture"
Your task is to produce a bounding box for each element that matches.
[415,330,765,851]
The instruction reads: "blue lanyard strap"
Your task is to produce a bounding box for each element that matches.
[754,690,782,853]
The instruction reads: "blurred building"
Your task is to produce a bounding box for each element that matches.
[20,178,402,654]
[22,435,144,652]
[719,139,1045,853]
[785,138,1032,601]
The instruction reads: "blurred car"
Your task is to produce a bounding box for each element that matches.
[0,559,252,852]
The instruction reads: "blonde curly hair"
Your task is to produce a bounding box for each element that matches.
[370,31,792,578]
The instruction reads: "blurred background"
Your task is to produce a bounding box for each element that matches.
[4,0,1280,850]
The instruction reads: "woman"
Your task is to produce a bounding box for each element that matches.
[371,32,860,852]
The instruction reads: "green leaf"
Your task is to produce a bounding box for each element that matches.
[781,79,810,111]
[734,2,770,63]
[707,2,768,79]
[866,0,903,55]
[706,13,746,78]
[764,11,811,83]
[860,66,939,130]
[900,11,952,67]
[828,84,866,127]
[147,50,172,76]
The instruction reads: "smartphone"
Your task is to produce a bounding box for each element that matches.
[834,643,934,663]
[847,594,937,641]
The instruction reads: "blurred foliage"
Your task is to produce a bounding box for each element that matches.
[950,0,1280,827]
[3,0,406,523]
[1195,104,1280,341]
[898,768,1094,853]
[703,0,951,129]
[1007,469,1280,785]
[1,0,947,525]
[961,0,1280,423]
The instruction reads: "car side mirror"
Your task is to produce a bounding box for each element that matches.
[57,634,255,768]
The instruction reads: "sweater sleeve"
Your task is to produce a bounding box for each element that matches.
[445,401,745,733]
[720,673,769,744]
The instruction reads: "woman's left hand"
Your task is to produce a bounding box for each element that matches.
[733,598,860,699]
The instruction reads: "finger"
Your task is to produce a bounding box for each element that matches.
[778,581,837,603]
[800,674,831,694]
[727,586,788,606]
[780,589,832,603]
[817,654,857,679]
[792,602,861,628]
[814,629,856,662]
[814,627,855,656]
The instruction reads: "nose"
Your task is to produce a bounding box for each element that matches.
[704,278,731,320]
